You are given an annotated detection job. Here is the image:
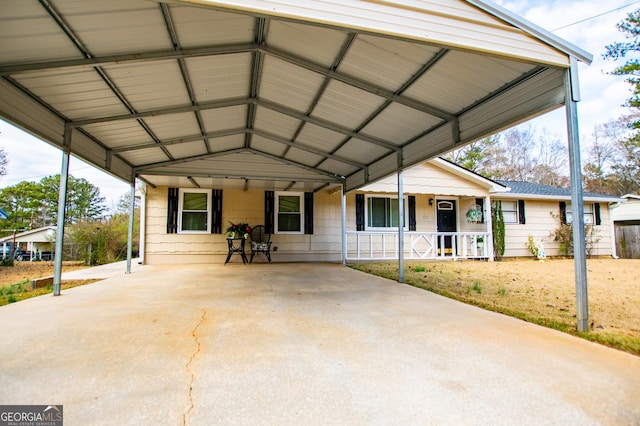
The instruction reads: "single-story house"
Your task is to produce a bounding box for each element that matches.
[611,194,640,258]
[140,158,619,263]
[0,226,56,261]
[494,181,619,258]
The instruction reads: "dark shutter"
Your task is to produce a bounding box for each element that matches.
[475,198,485,224]
[355,194,365,231]
[211,189,223,234]
[594,203,601,225]
[167,187,179,234]
[559,202,567,224]
[304,192,314,234]
[408,196,416,231]
[265,191,274,234]
[518,200,526,224]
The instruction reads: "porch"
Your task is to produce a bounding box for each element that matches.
[346,231,491,261]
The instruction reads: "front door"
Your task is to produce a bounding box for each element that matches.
[437,200,457,255]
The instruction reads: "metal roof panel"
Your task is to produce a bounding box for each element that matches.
[144,113,201,140]
[338,34,442,92]
[169,5,255,47]
[52,0,170,56]
[254,108,301,140]
[0,1,80,64]
[312,80,386,130]
[12,69,128,120]
[267,20,349,68]
[166,140,208,158]
[259,56,325,113]
[360,102,441,144]
[81,121,154,149]
[102,61,191,111]
[296,123,346,153]
[200,105,248,132]
[186,54,252,102]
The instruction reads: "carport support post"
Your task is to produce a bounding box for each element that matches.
[53,127,71,296]
[397,152,404,283]
[126,180,135,274]
[341,182,347,267]
[565,59,589,332]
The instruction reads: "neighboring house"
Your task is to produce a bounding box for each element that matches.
[141,159,619,263]
[0,226,56,261]
[494,181,620,258]
[611,194,640,258]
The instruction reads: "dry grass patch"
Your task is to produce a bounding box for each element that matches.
[350,258,640,355]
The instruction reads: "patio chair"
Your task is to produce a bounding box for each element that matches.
[250,225,272,263]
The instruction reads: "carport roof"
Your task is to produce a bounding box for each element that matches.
[0,0,592,193]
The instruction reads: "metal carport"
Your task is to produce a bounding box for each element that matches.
[0,0,592,329]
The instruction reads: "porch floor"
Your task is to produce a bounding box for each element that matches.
[0,262,638,424]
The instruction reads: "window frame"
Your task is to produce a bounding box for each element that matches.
[501,200,519,224]
[177,188,211,234]
[275,191,304,234]
[364,195,409,231]
[566,203,595,225]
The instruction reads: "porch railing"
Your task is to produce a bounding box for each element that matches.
[345,231,491,261]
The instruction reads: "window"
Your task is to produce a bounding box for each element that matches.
[501,200,518,224]
[365,195,407,230]
[178,189,211,233]
[566,203,594,225]
[276,192,304,233]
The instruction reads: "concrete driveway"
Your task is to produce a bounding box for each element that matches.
[1,262,638,425]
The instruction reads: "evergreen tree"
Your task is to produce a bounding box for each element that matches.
[0,175,106,235]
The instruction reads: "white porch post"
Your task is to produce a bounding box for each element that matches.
[341,182,347,266]
[485,195,494,261]
[53,124,71,296]
[397,152,404,283]
[565,58,589,332]
[126,180,136,274]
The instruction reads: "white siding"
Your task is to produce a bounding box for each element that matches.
[361,161,489,197]
[500,200,613,258]
[612,198,640,222]
[144,186,344,264]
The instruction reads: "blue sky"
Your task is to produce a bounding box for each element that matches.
[1,0,639,208]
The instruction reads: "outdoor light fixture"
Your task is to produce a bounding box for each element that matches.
[429,198,434,206]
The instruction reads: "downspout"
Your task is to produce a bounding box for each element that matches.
[565,58,589,333]
[609,202,619,259]
[53,124,71,297]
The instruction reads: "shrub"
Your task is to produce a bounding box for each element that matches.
[526,235,540,258]
[491,201,505,260]
[550,219,601,258]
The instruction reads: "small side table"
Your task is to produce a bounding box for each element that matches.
[225,238,248,265]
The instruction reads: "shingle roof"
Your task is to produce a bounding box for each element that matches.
[497,181,620,201]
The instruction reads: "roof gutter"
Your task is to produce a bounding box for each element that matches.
[465,0,593,65]
[495,193,623,203]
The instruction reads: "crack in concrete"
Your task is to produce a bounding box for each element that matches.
[183,309,206,426]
